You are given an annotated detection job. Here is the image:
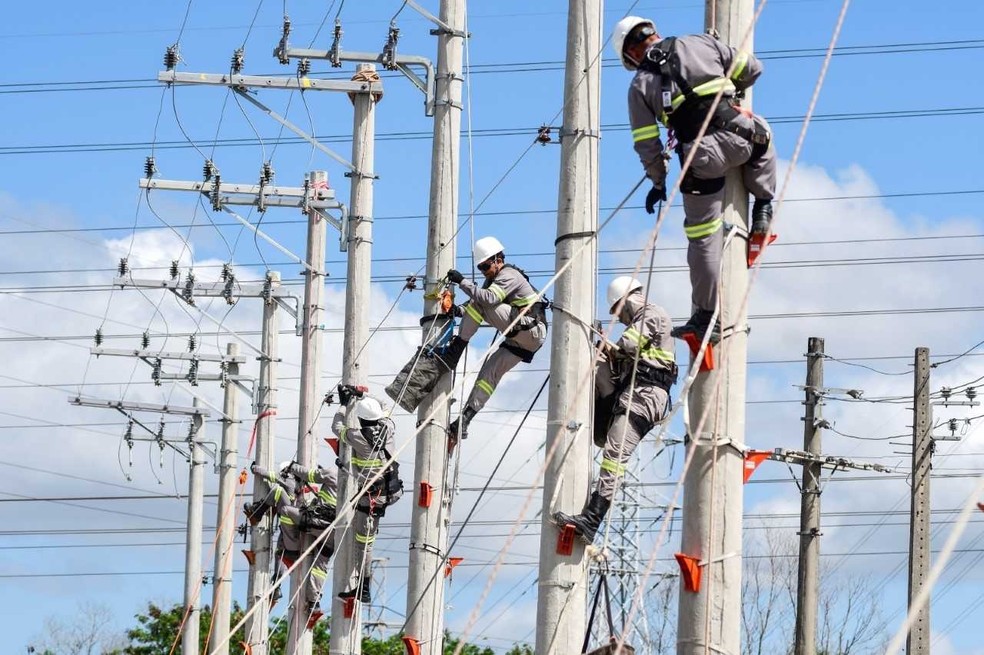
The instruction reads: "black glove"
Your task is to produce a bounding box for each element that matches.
[446,269,465,284]
[337,384,353,405]
[645,181,667,214]
[249,461,259,474]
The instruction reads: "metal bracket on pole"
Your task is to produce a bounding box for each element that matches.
[283,47,435,116]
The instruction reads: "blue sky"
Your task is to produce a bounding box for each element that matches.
[1,1,983,653]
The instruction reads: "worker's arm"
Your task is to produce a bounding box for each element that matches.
[330,410,347,439]
[709,35,763,91]
[628,73,668,184]
[459,274,511,307]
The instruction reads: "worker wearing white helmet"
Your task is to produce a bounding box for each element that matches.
[331,388,404,605]
[244,460,302,611]
[554,277,676,543]
[614,15,777,343]
[439,236,548,449]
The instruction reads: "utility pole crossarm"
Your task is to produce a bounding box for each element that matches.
[91,347,248,364]
[69,396,210,416]
[158,71,380,95]
[138,178,341,210]
[770,448,894,474]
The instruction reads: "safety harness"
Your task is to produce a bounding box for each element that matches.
[640,37,770,159]
[356,419,404,518]
[494,263,548,363]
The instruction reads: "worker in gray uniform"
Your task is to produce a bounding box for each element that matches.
[615,15,777,343]
[443,236,548,448]
[332,390,404,604]
[554,277,676,543]
[245,461,301,608]
[287,462,339,625]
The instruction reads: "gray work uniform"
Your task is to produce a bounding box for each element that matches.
[595,293,674,500]
[289,464,339,605]
[628,34,777,313]
[331,408,403,593]
[457,265,547,414]
[252,465,300,557]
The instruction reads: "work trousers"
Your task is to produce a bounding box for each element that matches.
[680,114,777,312]
[594,360,670,501]
[458,303,546,414]
[339,507,379,593]
[304,530,335,605]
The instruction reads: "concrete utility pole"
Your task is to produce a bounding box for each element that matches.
[907,347,932,655]
[185,400,206,655]
[330,64,378,655]
[535,0,601,653]
[209,343,241,655]
[287,170,329,655]
[677,1,753,653]
[245,272,281,655]
[404,0,464,652]
[794,338,824,655]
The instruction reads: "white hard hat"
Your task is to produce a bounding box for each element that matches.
[278,460,293,474]
[612,16,656,70]
[607,276,644,314]
[473,236,505,265]
[356,397,386,422]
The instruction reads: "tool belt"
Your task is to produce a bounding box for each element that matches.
[633,362,678,392]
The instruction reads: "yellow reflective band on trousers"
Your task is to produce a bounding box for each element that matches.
[476,379,495,397]
[731,52,749,81]
[351,456,383,468]
[684,217,723,240]
[632,124,661,142]
[601,458,626,475]
[318,490,337,506]
[488,283,507,302]
[463,302,483,324]
[307,469,317,483]
[280,515,295,526]
[670,77,737,112]
[355,533,376,545]
[623,327,675,363]
[312,567,328,580]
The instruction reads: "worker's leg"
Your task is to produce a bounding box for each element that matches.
[305,532,335,606]
[465,346,523,415]
[682,190,725,314]
[594,412,650,501]
[741,115,777,202]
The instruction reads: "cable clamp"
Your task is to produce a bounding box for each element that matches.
[429,27,470,38]
[344,171,379,181]
[559,127,601,140]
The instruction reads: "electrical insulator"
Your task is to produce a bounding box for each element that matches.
[118,257,129,276]
[141,331,150,350]
[262,161,274,184]
[219,361,229,388]
[940,387,951,402]
[203,159,216,182]
[210,174,222,211]
[188,334,197,353]
[329,21,343,68]
[94,328,104,347]
[221,263,232,282]
[188,358,199,386]
[182,271,196,306]
[382,26,400,70]
[536,125,552,145]
[297,57,311,77]
[164,44,179,71]
[949,418,958,433]
[152,358,162,386]
[968,387,978,402]
[231,48,245,74]
[276,16,292,65]
[144,156,157,178]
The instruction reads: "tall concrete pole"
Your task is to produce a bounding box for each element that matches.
[183,400,205,655]
[404,0,464,652]
[535,1,601,653]
[330,63,378,655]
[244,271,280,655]
[287,170,329,655]
[677,1,752,654]
[907,347,932,655]
[794,338,824,655]
[209,342,241,655]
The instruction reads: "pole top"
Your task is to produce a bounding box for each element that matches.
[356,62,376,73]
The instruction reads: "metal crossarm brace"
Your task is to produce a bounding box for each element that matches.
[70,396,210,416]
[158,71,379,95]
[284,47,435,116]
[91,347,247,364]
[138,178,340,210]
[770,447,894,474]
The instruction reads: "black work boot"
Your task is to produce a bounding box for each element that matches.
[751,199,773,235]
[671,309,721,345]
[339,575,371,604]
[243,501,265,527]
[552,492,612,544]
[448,407,476,454]
[434,335,468,372]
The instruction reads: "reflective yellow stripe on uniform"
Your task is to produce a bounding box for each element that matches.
[623,328,676,363]
[601,458,626,475]
[488,283,507,302]
[311,567,328,580]
[463,302,483,324]
[632,124,661,142]
[351,456,383,468]
[731,52,749,81]
[510,293,539,307]
[355,533,376,545]
[670,77,737,112]
[683,217,723,240]
[308,469,317,483]
[280,515,295,526]
[318,490,337,506]
[339,426,348,444]
[476,379,495,397]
